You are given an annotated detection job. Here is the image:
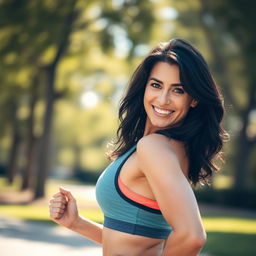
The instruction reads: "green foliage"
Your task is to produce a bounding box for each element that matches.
[202,232,256,256]
[195,187,256,210]
[0,0,164,189]
[0,0,255,196]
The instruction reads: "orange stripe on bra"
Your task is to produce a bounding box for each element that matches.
[118,176,160,210]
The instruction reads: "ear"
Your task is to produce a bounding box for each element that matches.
[190,99,198,108]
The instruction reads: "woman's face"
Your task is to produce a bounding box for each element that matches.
[143,61,197,135]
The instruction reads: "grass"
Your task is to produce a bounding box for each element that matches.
[0,177,103,223]
[202,232,256,256]
[201,216,256,256]
[0,176,21,191]
[0,205,103,224]
[203,216,256,234]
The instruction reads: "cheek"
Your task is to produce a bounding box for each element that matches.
[143,91,147,111]
[182,103,193,116]
[179,97,193,109]
[143,88,151,105]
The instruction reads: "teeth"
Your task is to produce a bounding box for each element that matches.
[154,106,173,115]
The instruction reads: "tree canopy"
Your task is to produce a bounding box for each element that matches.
[0,0,255,198]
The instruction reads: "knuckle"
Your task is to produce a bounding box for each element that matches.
[53,208,60,213]
[56,213,62,218]
[54,212,59,217]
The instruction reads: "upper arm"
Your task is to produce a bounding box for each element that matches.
[137,134,204,234]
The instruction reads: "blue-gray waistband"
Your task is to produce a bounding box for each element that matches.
[104,216,171,239]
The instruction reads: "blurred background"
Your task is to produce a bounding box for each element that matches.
[0,0,255,255]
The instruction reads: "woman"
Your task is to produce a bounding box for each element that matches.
[49,38,228,256]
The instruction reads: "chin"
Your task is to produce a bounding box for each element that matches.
[153,123,172,130]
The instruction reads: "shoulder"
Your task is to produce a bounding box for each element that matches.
[137,133,179,159]
[136,134,189,187]
[136,133,181,170]
[136,133,189,180]
[138,132,168,145]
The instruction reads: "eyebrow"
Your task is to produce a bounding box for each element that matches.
[149,77,183,87]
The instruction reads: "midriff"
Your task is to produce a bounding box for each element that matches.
[102,227,165,256]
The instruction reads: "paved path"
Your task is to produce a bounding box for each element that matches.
[0,216,102,256]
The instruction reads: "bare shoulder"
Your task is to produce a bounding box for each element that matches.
[137,133,179,158]
[137,133,189,181]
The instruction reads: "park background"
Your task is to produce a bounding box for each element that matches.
[0,0,255,255]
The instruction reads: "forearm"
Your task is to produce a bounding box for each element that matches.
[161,231,205,256]
[69,215,103,244]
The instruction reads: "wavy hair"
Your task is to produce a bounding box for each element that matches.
[109,38,229,186]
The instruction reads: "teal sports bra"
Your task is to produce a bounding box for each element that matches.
[95,144,172,239]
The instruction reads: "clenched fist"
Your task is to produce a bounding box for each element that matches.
[49,187,79,229]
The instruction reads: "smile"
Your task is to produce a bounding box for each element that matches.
[153,106,174,115]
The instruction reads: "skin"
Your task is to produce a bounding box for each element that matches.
[49,61,206,255]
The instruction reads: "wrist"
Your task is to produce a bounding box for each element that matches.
[69,215,82,231]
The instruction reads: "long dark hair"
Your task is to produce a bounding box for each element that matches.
[109,38,229,186]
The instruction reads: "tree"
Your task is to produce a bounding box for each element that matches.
[34,0,159,198]
[21,69,40,190]
[0,0,176,198]
[33,0,79,199]
[199,0,256,189]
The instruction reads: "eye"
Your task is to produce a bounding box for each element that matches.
[150,83,161,89]
[173,88,185,94]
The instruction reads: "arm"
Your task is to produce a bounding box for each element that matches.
[137,134,206,256]
[49,187,103,244]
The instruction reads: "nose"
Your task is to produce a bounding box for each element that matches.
[158,90,170,105]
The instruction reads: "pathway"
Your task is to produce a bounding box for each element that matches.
[0,216,102,256]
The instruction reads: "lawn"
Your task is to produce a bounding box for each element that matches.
[201,216,256,256]
[0,177,255,256]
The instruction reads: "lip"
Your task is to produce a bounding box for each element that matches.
[152,105,174,117]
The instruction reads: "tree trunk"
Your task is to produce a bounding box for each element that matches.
[33,65,55,199]
[233,118,251,188]
[21,73,39,190]
[198,0,239,110]
[33,1,77,199]
[233,82,256,189]
[6,100,21,184]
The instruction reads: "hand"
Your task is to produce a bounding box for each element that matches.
[49,187,79,229]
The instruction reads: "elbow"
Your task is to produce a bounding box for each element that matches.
[163,230,206,255]
[175,229,207,249]
[191,235,206,249]
[187,231,207,249]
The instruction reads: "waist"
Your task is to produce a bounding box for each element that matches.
[103,226,165,256]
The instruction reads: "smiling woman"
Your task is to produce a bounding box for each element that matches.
[49,38,229,256]
[143,62,198,134]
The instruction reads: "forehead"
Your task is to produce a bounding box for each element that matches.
[149,62,180,83]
